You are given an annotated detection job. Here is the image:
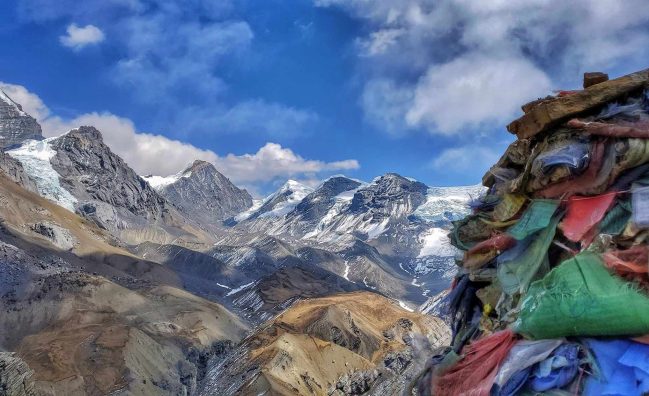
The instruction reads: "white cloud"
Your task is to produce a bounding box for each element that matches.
[431,145,500,175]
[113,19,253,102]
[318,0,649,135]
[358,29,405,56]
[59,23,105,50]
[405,54,552,134]
[0,82,359,185]
[361,79,413,135]
[212,143,359,184]
[0,82,50,120]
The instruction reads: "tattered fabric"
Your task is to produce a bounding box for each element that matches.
[537,140,616,199]
[464,234,516,269]
[498,215,560,295]
[568,118,649,138]
[584,339,649,396]
[515,252,649,339]
[602,245,649,279]
[506,200,560,240]
[434,329,517,396]
[560,193,616,242]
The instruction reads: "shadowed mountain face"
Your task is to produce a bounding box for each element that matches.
[146,160,253,229]
[0,90,42,149]
[50,127,169,222]
[0,89,460,395]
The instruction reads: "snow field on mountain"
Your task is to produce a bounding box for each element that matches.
[7,138,78,212]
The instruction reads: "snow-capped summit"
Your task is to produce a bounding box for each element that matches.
[0,89,43,148]
[289,176,362,222]
[146,160,253,228]
[243,179,313,220]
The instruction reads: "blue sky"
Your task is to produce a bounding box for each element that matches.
[2,0,649,195]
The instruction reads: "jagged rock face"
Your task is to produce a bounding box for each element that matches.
[155,160,252,227]
[348,173,428,217]
[288,176,361,223]
[48,127,169,226]
[30,221,77,251]
[0,352,36,396]
[0,91,42,149]
[0,151,37,192]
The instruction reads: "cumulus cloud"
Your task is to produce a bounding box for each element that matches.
[361,79,413,136]
[212,143,359,184]
[0,82,359,186]
[405,54,552,134]
[59,23,105,50]
[317,0,649,135]
[0,82,50,120]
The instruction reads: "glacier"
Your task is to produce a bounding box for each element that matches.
[7,138,78,212]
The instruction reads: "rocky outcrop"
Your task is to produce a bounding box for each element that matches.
[49,127,168,223]
[153,160,252,228]
[0,151,37,192]
[0,352,37,396]
[348,173,428,217]
[330,369,380,395]
[0,90,42,149]
[30,221,77,250]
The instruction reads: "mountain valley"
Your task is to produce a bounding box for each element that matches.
[0,88,477,395]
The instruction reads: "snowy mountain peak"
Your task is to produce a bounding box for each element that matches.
[184,159,212,173]
[66,126,104,142]
[279,179,310,193]
[317,175,363,191]
[241,180,313,220]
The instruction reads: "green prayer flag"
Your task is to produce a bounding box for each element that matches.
[498,215,559,295]
[506,199,560,240]
[514,252,649,339]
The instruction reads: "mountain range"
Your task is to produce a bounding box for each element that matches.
[0,88,479,395]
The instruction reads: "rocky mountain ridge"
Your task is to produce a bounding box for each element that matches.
[6,126,213,246]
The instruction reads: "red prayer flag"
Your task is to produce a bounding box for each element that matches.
[560,193,616,242]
